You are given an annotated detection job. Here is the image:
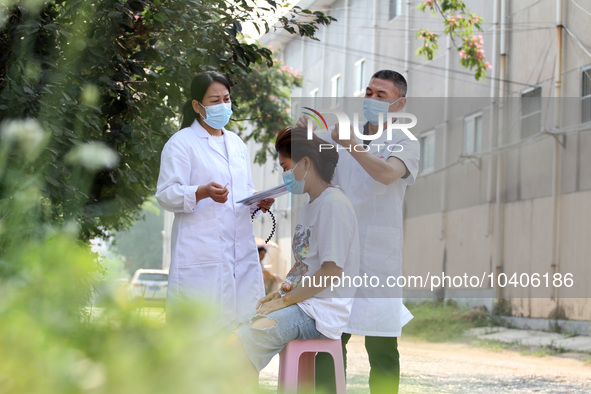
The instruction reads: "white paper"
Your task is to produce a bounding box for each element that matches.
[238,184,289,205]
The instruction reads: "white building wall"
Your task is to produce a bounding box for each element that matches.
[261,0,591,320]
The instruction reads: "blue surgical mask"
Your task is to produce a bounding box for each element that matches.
[363,97,402,125]
[200,102,233,129]
[282,160,308,195]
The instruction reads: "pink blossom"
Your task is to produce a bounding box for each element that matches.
[285,108,291,113]
[485,62,492,69]
[459,49,466,58]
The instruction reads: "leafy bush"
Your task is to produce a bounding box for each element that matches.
[0,120,259,393]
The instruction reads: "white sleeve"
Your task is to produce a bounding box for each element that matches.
[387,132,420,185]
[316,200,355,270]
[155,138,199,213]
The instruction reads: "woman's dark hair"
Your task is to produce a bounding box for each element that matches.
[180,71,231,129]
[275,127,339,183]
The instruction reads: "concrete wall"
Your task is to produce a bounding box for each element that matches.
[261,0,591,320]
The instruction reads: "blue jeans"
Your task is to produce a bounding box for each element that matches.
[235,304,326,372]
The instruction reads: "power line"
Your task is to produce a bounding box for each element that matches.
[273,30,538,89]
[564,25,591,59]
[570,0,591,17]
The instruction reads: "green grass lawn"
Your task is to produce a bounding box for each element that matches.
[403,301,489,342]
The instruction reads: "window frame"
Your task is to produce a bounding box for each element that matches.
[419,130,435,174]
[309,88,319,109]
[354,58,366,97]
[520,85,542,139]
[463,111,483,155]
[331,74,342,107]
[582,65,591,123]
[389,0,402,20]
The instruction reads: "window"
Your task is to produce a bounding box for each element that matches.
[582,66,591,123]
[420,131,435,173]
[464,112,483,155]
[291,101,300,122]
[389,0,402,19]
[354,58,366,96]
[521,86,542,138]
[331,74,341,106]
[310,88,319,109]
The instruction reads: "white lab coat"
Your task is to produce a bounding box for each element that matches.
[319,123,420,337]
[156,120,264,322]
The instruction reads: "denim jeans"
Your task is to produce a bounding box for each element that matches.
[235,304,325,372]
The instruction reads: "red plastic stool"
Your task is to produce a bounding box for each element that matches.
[278,338,346,393]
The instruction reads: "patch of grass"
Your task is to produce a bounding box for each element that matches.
[475,339,516,352]
[475,339,568,357]
[404,301,489,342]
[520,345,566,357]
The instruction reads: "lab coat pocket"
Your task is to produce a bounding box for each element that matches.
[176,262,222,306]
[177,206,221,264]
[362,226,402,275]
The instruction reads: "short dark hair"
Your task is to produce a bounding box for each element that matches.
[180,71,231,129]
[275,127,339,184]
[371,70,407,97]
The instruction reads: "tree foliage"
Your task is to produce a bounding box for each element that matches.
[416,0,491,80]
[0,0,333,240]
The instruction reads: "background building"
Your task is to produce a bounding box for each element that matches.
[258,0,591,324]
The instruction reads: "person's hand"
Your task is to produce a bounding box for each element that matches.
[296,114,315,129]
[257,296,289,315]
[331,123,355,150]
[257,198,274,213]
[256,291,280,310]
[206,181,229,203]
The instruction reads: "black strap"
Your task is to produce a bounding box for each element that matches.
[251,207,276,244]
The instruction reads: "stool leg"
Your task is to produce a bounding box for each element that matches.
[279,349,301,392]
[329,348,347,394]
[298,351,317,391]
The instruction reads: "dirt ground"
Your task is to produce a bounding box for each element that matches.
[260,335,591,393]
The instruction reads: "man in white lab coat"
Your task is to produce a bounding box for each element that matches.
[301,70,420,393]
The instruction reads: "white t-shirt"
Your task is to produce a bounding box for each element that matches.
[210,134,228,160]
[292,187,360,339]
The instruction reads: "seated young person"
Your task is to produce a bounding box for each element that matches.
[233,126,360,375]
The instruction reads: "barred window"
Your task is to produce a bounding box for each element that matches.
[389,0,402,19]
[420,131,435,174]
[464,112,483,155]
[521,86,541,138]
[354,58,366,96]
[582,66,591,123]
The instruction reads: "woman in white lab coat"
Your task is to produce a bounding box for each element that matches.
[156,71,272,323]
